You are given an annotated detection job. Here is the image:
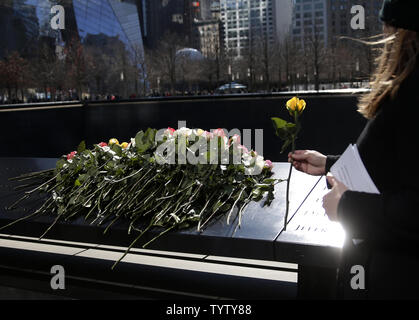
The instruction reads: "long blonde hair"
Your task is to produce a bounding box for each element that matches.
[358,28,419,119]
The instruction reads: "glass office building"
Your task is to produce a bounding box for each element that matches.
[0,0,145,100]
[72,0,144,57]
[0,0,144,59]
[0,0,55,58]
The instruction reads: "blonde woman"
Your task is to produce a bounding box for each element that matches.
[289,0,419,299]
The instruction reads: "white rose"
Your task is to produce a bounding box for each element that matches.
[242,152,253,166]
[255,155,265,171]
[130,138,136,147]
[193,128,205,137]
[175,127,193,138]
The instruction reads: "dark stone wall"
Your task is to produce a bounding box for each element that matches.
[0,94,367,162]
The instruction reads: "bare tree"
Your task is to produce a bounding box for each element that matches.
[150,31,186,94]
[33,41,59,100]
[245,33,259,91]
[304,22,326,91]
[282,33,299,91]
[0,52,28,101]
[202,38,227,89]
[64,37,88,99]
[271,39,284,92]
[131,44,148,96]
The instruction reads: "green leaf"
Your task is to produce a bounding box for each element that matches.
[276,128,288,140]
[69,195,78,205]
[56,159,66,170]
[271,117,298,153]
[262,179,277,184]
[263,187,275,207]
[135,129,156,154]
[77,174,88,183]
[272,118,297,141]
[251,189,263,202]
[285,123,298,135]
[111,143,122,157]
[137,143,151,154]
[144,128,157,146]
[77,140,86,154]
[105,161,115,171]
[271,117,289,130]
[135,130,144,148]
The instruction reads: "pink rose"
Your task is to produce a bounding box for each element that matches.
[204,131,214,139]
[165,127,176,136]
[67,151,77,161]
[238,145,249,154]
[98,142,108,147]
[213,128,226,137]
[264,160,274,170]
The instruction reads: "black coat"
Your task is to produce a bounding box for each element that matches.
[326,68,419,299]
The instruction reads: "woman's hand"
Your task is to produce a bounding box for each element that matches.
[322,175,348,221]
[288,150,327,176]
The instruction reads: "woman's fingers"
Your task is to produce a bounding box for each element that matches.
[295,163,304,172]
[326,174,336,186]
[292,160,306,173]
[290,150,309,161]
[288,150,305,157]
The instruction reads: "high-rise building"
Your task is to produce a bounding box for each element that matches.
[327,0,383,47]
[184,0,203,47]
[0,0,146,99]
[192,1,224,58]
[219,0,276,59]
[291,0,328,49]
[196,19,222,58]
[273,0,293,43]
[199,0,213,20]
[0,0,39,58]
[290,0,383,49]
[71,0,145,57]
[211,0,221,19]
[140,0,199,49]
[1,0,145,59]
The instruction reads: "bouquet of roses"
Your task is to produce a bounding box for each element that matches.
[3,127,279,269]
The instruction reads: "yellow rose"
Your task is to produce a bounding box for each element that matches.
[297,99,306,113]
[120,142,129,149]
[109,138,120,146]
[286,97,298,112]
[286,97,306,115]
